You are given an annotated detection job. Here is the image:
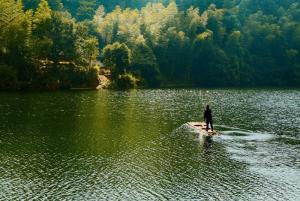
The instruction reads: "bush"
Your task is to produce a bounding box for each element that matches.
[64,65,99,88]
[114,73,139,90]
[86,66,100,88]
[0,64,18,90]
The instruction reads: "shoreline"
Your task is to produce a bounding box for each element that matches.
[0,86,300,93]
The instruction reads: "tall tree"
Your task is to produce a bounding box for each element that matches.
[31,0,53,60]
[76,22,99,67]
[102,42,131,76]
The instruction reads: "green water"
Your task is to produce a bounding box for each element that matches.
[0,89,299,200]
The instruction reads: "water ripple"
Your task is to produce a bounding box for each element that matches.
[0,89,300,200]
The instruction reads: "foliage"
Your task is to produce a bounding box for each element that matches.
[130,41,160,87]
[102,42,131,77]
[75,22,99,66]
[1,0,300,90]
[114,73,139,90]
[91,0,300,87]
[0,0,101,90]
[0,64,18,90]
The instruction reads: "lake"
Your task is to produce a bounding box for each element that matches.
[0,89,299,200]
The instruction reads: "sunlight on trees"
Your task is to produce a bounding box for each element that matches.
[1,0,300,90]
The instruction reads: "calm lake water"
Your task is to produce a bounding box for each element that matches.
[0,89,299,200]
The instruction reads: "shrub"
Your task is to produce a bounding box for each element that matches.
[114,73,139,90]
[0,64,18,90]
[86,66,100,88]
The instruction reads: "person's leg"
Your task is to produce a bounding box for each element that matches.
[206,121,209,131]
[210,120,213,131]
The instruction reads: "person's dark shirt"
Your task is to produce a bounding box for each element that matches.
[204,109,212,121]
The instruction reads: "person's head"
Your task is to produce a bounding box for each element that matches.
[206,105,209,110]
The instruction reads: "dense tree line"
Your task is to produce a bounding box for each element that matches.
[1,0,99,90]
[92,0,300,87]
[1,0,300,90]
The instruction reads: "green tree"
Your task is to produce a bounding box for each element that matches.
[31,0,53,60]
[76,0,97,21]
[49,11,77,65]
[75,24,99,67]
[0,0,32,82]
[102,42,131,76]
[22,0,40,10]
[131,39,160,87]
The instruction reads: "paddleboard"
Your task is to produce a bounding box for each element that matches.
[187,122,218,139]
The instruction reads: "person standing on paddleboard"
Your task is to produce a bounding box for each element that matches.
[204,105,213,131]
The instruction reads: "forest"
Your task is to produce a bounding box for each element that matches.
[1,0,300,90]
